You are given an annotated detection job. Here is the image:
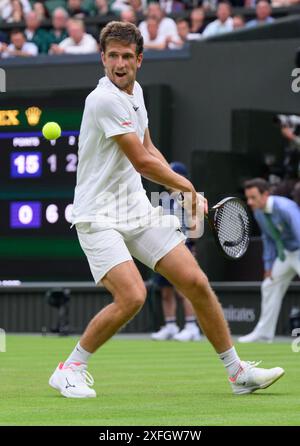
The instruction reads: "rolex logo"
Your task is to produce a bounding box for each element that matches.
[25,107,42,126]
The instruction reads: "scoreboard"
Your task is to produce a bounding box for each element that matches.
[0,91,93,282]
[0,131,78,235]
[0,87,169,283]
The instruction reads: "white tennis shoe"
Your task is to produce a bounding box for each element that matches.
[173,324,202,341]
[151,324,179,340]
[229,361,285,395]
[49,362,96,398]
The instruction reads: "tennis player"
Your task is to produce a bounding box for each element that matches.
[49,21,284,398]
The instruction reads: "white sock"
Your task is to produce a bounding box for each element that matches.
[219,346,242,378]
[165,317,176,325]
[64,342,92,366]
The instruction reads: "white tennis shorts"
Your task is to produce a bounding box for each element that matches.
[76,214,186,284]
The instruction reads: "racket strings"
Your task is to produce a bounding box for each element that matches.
[215,200,250,258]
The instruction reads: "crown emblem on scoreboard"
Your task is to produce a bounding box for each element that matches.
[25,107,42,126]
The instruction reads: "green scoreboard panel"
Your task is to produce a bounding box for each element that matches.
[0,90,93,282]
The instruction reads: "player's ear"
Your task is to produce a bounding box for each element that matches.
[137,52,143,68]
[101,51,106,65]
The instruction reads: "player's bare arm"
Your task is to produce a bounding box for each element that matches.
[143,128,170,168]
[113,132,196,197]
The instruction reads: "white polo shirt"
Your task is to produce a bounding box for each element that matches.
[72,76,158,230]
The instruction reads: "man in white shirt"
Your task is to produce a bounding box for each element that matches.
[139,2,179,43]
[143,16,167,50]
[49,21,284,399]
[202,1,233,38]
[51,18,98,55]
[1,29,38,58]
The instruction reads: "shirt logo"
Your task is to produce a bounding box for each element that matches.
[133,106,139,112]
[121,121,132,126]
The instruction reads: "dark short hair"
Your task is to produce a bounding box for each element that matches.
[244,178,270,194]
[176,18,189,26]
[10,28,25,37]
[218,0,232,8]
[100,21,143,56]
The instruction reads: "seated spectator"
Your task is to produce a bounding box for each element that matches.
[292,181,300,207]
[32,1,50,21]
[2,0,28,23]
[168,17,201,49]
[159,0,186,14]
[246,0,274,28]
[272,0,300,7]
[202,1,233,38]
[0,29,9,55]
[111,0,131,13]
[51,18,98,55]
[67,0,90,18]
[0,30,9,44]
[48,8,69,53]
[277,114,300,180]
[24,11,49,53]
[232,14,245,30]
[1,29,38,57]
[129,0,145,13]
[143,16,167,50]
[139,2,179,44]
[0,41,8,56]
[190,7,206,34]
[202,0,218,10]
[0,0,10,18]
[93,0,110,16]
[120,7,137,24]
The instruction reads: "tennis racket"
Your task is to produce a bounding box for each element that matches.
[207,197,251,260]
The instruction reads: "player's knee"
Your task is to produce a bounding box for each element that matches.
[117,283,147,315]
[193,273,209,292]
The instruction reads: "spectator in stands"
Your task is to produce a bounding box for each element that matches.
[2,0,27,23]
[232,14,245,30]
[246,0,274,28]
[33,1,50,21]
[0,30,9,44]
[159,0,186,14]
[94,0,110,16]
[292,182,300,207]
[143,16,167,50]
[129,0,145,13]
[0,0,9,18]
[277,114,300,181]
[120,7,137,24]
[48,8,69,53]
[51,18,98,54]
[202,1,233,38]
[24,11,49,53]
[67,0,90,18]
[1,29,38,57]
[0,43,7,57]
[168,17,201,49]
[0,25,8,53]
[111,0,131,13]
[139,2,179,44]
[190,7,206,34]
[272,0,300,7]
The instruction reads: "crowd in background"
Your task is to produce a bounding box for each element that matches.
[0,0,299,57]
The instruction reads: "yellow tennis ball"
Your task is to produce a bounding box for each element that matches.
[42,122,61,140]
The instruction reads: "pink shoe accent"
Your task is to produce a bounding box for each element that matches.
[58,362,64,370]
[62,362,83,369]
[229,365,244,383]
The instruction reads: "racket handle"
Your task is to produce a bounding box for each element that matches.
[176,192,205,238]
